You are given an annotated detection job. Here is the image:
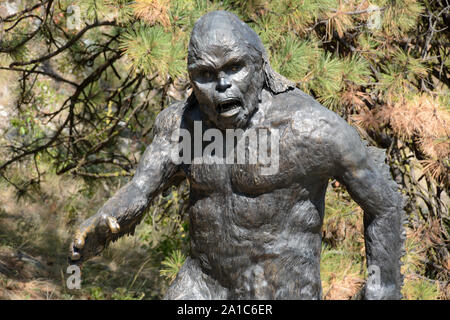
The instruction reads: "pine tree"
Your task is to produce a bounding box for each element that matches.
[0,0,448,297]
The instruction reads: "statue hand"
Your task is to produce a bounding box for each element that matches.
[69,213,120,264]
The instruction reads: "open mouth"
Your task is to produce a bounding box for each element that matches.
[217,99,242,117]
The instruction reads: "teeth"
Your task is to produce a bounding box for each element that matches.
[220,106,240,117]
[222,104,236,111]
[218,101,241,117]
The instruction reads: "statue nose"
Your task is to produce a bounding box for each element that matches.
[217,77,231,92]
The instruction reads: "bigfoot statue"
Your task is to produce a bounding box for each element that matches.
[69,11,404,299]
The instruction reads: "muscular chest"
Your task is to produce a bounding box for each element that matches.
[180,107,332,195]
[182,135,304,195]
[181,122,328,234]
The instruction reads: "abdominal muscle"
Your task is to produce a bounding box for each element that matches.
[187,189,324,299]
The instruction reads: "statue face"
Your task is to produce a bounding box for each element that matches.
[188,11,265,130]
[189,47,264,130]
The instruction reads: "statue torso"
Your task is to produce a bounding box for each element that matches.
[176,88,341,298]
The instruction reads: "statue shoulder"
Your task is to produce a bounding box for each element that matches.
[276,89,345,135]
[152,101,186,137]
[281,89,366,162]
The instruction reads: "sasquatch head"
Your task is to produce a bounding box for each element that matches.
[187,10,293,130]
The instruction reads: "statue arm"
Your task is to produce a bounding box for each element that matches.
[332,125,404,299]
[69,105,185,263]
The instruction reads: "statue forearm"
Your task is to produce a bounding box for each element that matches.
[363,205,403,299]
[95,180,151,238]
[93,155,185,241]
[337,145,405,299]
[70,124,183,263]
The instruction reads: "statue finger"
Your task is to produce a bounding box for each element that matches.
[106,216,120,234]
[70,248,81,261]
[69,239,82,261]
[73,230,86,249]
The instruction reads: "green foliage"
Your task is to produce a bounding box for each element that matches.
[343,55,372,85]
[382,0,424,37]
[402,279,440,300]
[111,287,145,300]
[119,23,184,78]
[77,0,109,23]
[170,0,221,31]
[271,36,319,83]
[309,52,346,108]
[251,14,283,47]
[160,250,186,283]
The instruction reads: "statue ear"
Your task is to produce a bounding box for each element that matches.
[262,54,296,94]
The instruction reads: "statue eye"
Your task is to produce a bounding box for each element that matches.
[192,69,215,83]
[203,71,213,80]
[229,64,241,73]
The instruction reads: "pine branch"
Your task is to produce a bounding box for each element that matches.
[0,66,78,87]
[9,20,117,67]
